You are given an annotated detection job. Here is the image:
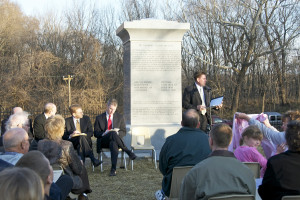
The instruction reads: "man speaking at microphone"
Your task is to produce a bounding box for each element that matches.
[182,72,222,132]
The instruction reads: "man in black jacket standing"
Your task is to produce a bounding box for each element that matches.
[182,72,221,132]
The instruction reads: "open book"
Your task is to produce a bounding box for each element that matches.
[72,133,87,137]
[102,128,120,136]
[210,96,223,107]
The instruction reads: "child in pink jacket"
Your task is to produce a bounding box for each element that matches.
[234,125,267,177]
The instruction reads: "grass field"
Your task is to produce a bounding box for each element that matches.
[85,157,162,200]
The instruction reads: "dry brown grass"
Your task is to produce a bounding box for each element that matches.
[85,157,162,200]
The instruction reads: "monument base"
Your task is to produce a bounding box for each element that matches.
[123,124,182,160]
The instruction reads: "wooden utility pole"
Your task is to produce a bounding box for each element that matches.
[63,75,73,107]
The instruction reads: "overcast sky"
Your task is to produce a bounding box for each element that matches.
[11,0,119,17]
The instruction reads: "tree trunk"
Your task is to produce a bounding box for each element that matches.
[231,65,248,114]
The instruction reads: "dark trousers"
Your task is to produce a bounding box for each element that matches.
[69,136,94,162]
[50,175,73,200]
[100,131,131,170]
[70,166,92,194]
[199,113,208,133]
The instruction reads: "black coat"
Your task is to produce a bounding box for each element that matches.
[63,115,93,140]
[258,150,300,200]
[94,112,126,139]
[33,113,46,141]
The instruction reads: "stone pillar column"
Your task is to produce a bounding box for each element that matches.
[116,19,190,154]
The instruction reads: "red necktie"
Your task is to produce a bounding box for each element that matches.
[107,115,112,130]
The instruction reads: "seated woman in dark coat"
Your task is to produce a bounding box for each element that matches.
[258,120,300,200]
[38,115,92,198]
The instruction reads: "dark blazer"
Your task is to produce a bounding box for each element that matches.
[182,84,211,124]
[33,113,47,141]
[258,150,300,200]
[94,112,126,139]
[63,115,93,140]
[1,118,8,136]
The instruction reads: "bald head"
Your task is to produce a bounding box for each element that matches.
[44,103,57,117]
[3,128,29,154]
[181,109,200,128]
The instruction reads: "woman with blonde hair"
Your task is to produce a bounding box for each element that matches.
[0,167,44,200]
[38,115,91,199]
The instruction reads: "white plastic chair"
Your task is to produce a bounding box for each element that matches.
[130,127,157,170]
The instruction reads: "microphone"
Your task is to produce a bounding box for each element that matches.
[204,86,211,91]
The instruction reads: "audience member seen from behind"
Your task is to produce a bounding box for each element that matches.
[40,115,91,199]
[5,111,31,135]
[155,109,211,200]
[34,103,57,141]
[180,123,256,200]
[258,120,300,200]
[0,128,29,165]
[0,167,44,200]
[234,125,267,177]
[1,107,23,135]
[16,150,73,200]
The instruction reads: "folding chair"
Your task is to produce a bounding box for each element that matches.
[243,162,260,178]
[281,196,300,200]
[169,166,193,200]
[208,194,255,200]
[98,148,127,172]
[130,127,157,170]
[85,157,94,172]
[96,137,127,172]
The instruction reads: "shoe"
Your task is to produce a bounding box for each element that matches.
[109,169,116,176]
[78,193,88,200]
[155,190,165,200]
[92,159,102,167]
[129,152,137,160]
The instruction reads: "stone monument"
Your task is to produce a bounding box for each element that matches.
[116,19,190,155]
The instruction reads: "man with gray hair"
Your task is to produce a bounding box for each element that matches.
[1,107,23,135]
[5,112,31,133]
[155,109,211,200]
[34,103,57,141]
[0,128,30,165]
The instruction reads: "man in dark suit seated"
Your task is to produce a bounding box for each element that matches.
[94,99,136,176]
[33,103,57,141]
[63,104,100,167]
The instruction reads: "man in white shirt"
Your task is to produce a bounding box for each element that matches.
[183,72,222,132]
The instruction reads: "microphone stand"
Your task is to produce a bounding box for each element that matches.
[208,90,212,132]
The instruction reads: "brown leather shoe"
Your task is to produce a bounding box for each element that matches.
[78,193,88,200]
